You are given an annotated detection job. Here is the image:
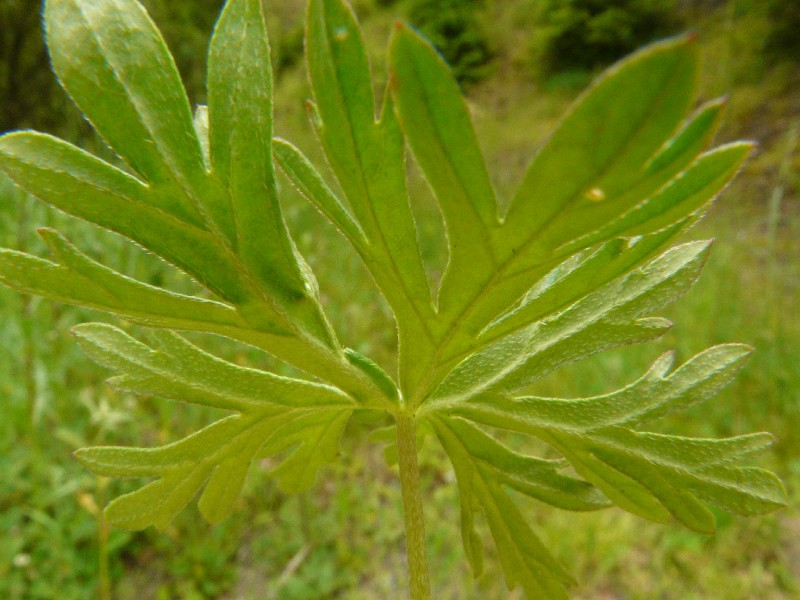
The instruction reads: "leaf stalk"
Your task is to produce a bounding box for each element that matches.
[396,411,431,600]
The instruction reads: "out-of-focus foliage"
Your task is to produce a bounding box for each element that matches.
[140,0,224,103]
[406,0,493,85]
[0,0,67,133]
[0,0,223,132]
[765,0,800,61]
[538,0,680,73]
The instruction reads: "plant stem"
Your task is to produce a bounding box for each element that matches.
[396,412,431,600]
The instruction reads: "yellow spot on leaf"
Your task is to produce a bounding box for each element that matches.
[585,187,606,201]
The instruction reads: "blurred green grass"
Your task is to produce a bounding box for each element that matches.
[1,1,799,598]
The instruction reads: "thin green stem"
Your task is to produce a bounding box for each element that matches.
[396,412,431,600]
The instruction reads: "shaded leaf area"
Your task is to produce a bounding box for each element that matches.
[72,324,354,529]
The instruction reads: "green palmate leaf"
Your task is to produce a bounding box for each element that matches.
[0,0,785,598]
[73,324,355,528]
[645,97,726,172]
[434,417,607,512]
[558,141,752,252]
[0,132,376,396]
[73,324,353,412]
[304,0,426,281]
[273,139,367,248]
[303,0,433,312]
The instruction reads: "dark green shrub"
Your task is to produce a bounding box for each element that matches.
[407,0,493,85]
[275,24,305,75]
[540,0,679,73]
[0,0,69,132]
[765,0,800,61]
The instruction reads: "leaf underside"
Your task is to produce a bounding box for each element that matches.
[0,0,785,597]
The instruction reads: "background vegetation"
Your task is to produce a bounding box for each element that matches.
[1,0,798,598]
